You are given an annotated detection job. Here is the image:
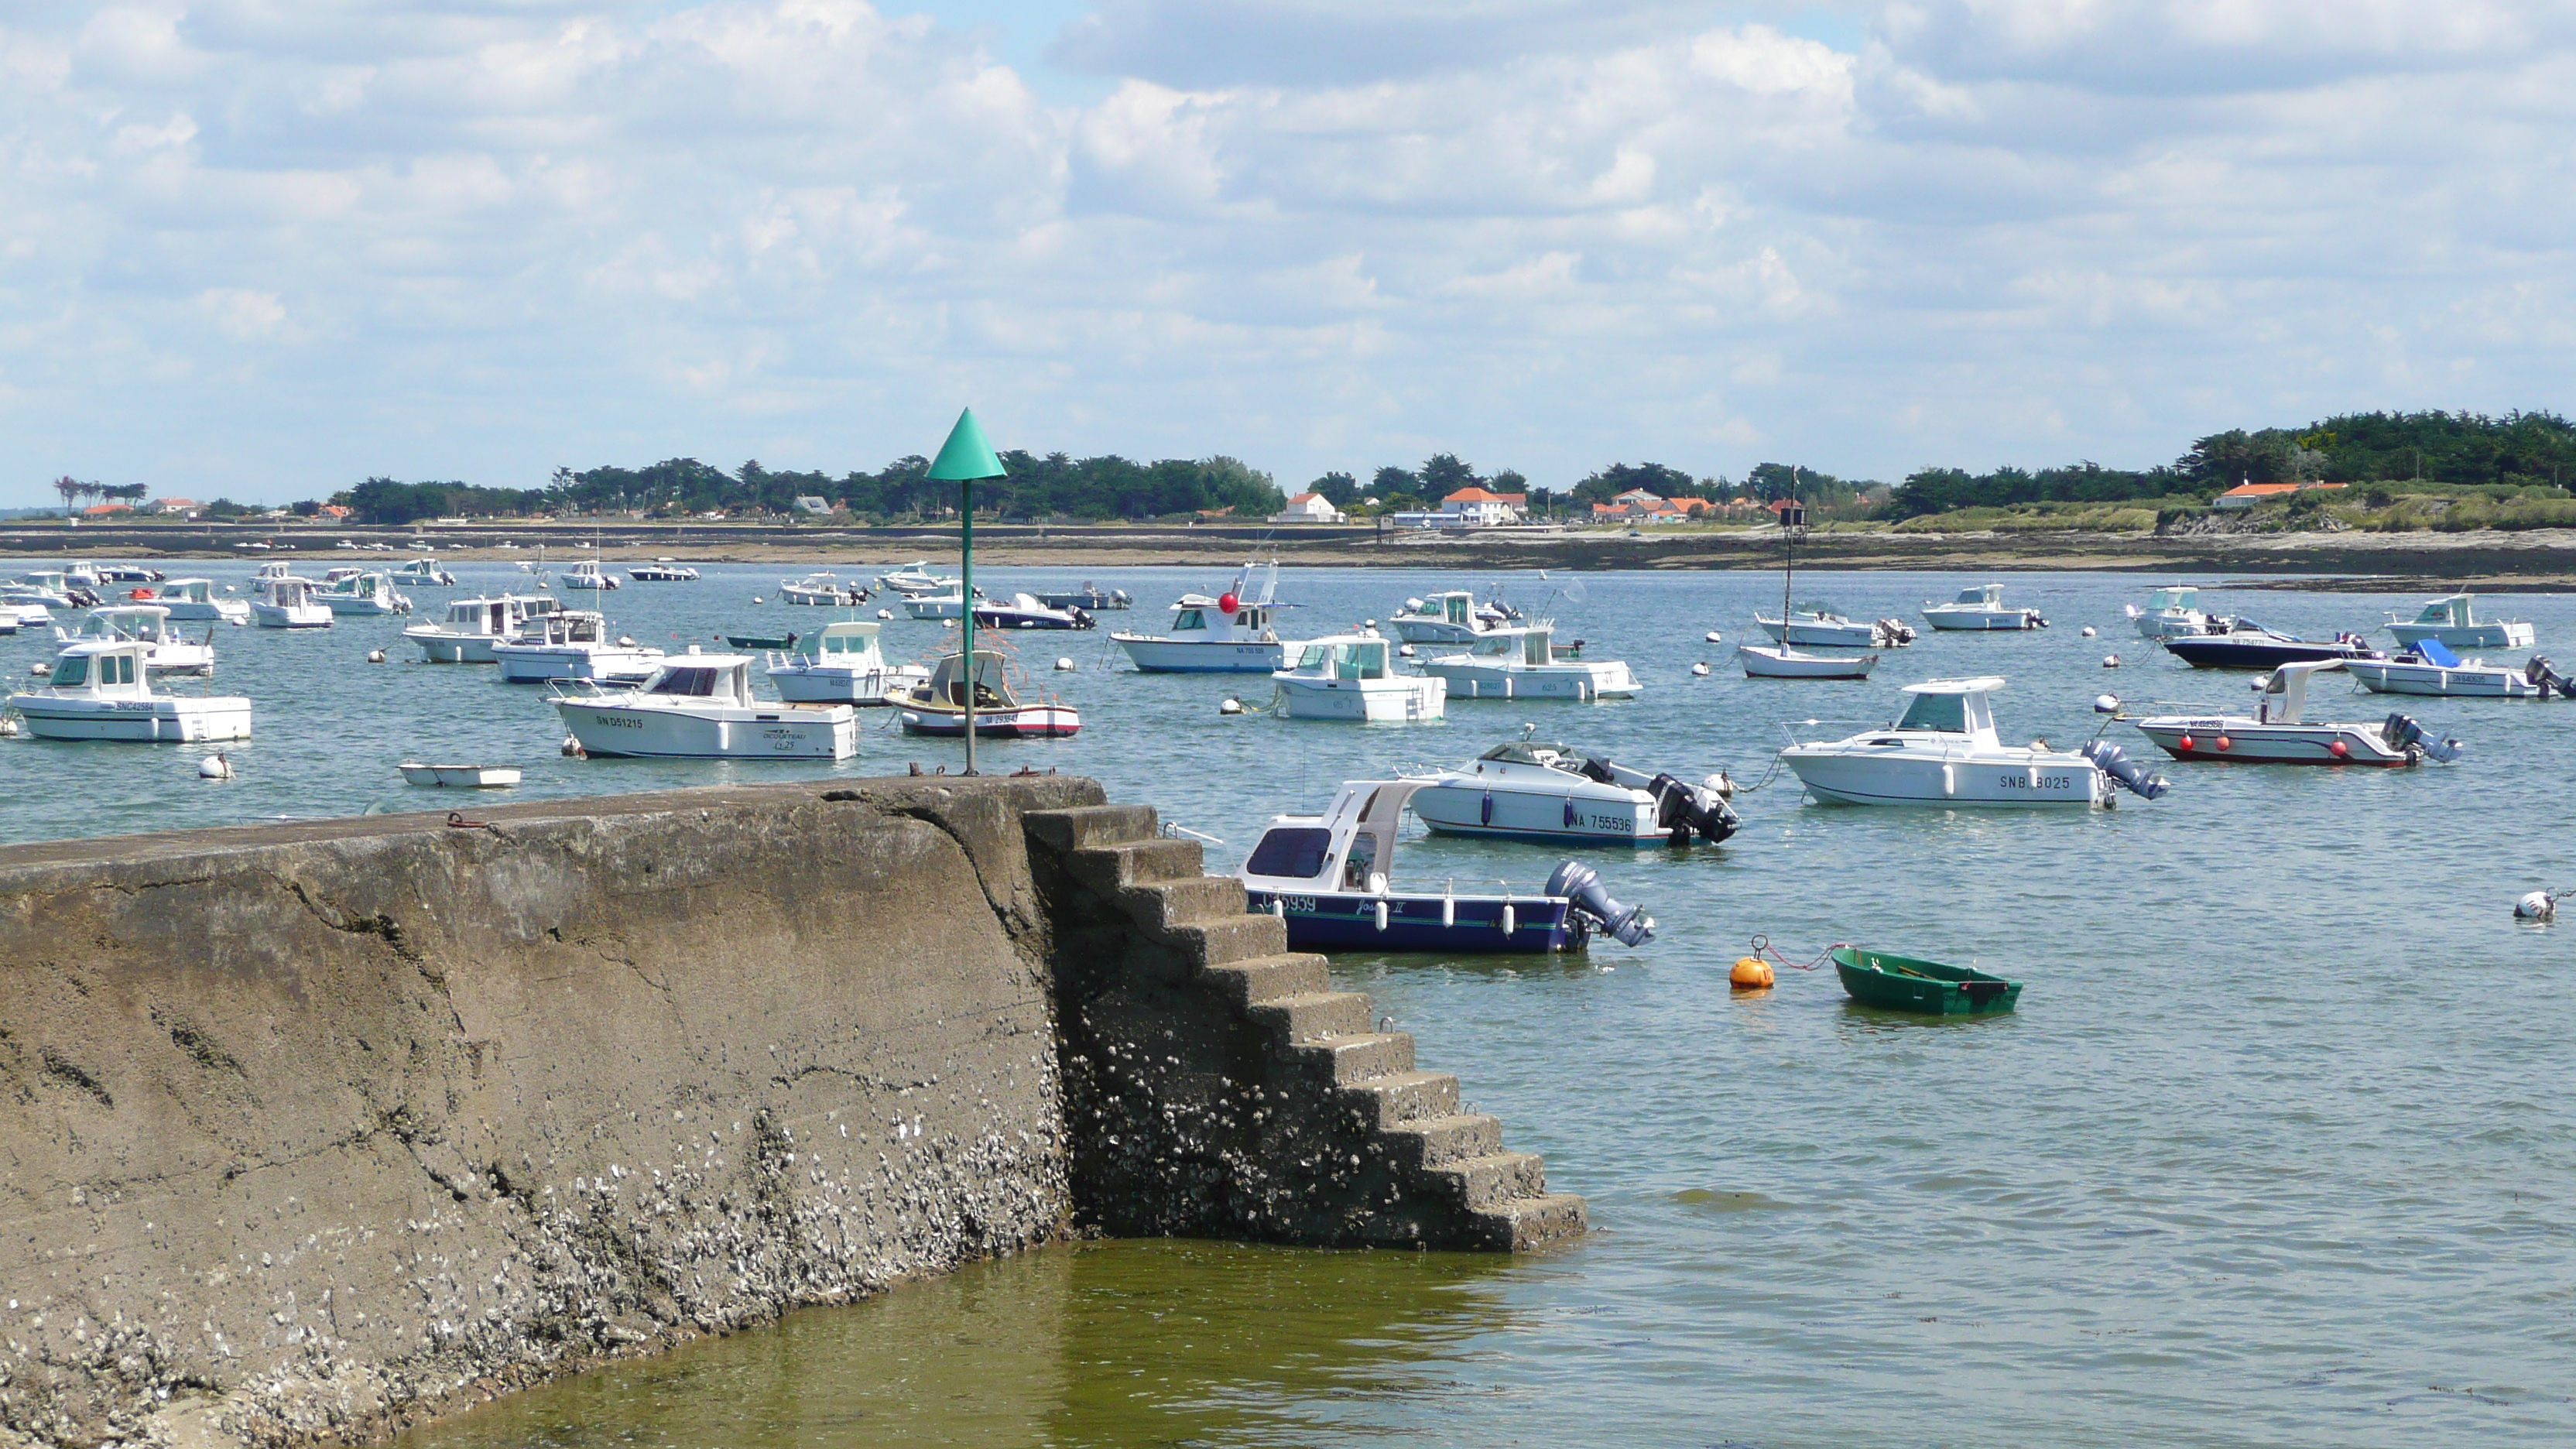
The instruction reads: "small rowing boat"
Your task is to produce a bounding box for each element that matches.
[1830,945,2021,1015]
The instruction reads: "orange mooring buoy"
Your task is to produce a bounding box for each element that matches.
[1730,956,1775,991]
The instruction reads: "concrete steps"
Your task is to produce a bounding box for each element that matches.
[1024,804,1586,1253]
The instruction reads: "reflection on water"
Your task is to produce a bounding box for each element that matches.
[398,1241,1525,1449]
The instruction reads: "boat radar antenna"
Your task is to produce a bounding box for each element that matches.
[927,407,1007,775]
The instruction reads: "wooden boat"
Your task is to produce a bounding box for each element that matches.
[397,762,522,788]
[1830,945,2021,1015]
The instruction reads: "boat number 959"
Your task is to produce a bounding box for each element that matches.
[2001,774,2072,789]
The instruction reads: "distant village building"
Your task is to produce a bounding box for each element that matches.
[149,497,198,516]
[1438,486,1528,526]
[80,503,132,518]
[1271,491,1347,524]
[2215,481,2347,510]
[316,504,353,520]
[793,495,834,516]
[1590,488,1713,524]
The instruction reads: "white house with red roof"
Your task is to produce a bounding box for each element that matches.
[1271,491,1347,523]
[1439,486,1527,526]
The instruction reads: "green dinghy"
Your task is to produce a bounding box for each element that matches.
[1831,945,2022,1016]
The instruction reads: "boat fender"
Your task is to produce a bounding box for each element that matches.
[2215,735,2232,752]
[1375,899,1389,932]
[1481,790,1493,826]
[2515,890,2557,922]
[1564,798,1577,829]
[1730,957,1774,990]
[2328,738,2348,758]
[1500,904,1514,937]
[2177,735,2194,752]
[1545,861,1653,947]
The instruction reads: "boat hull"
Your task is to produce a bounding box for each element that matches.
[1922,608,2040,630]
[251,604,332,629]
[406,627,502,663]
[158,601,248,623]
[1410,781,1661,844]
[2163,637,2375,669]
[5,697,252,742]
[896,704,1081,738]
[2346,660,2543,697]
[554,700,858,759]
[320,596,405,616]
[1242,889,1584,953]
[1389,618,1482,645]
[1418,660,1638,700]
[1757,616,1881,647]
[1738,645,1878,679]
[2131,718,2412,765]
[1780,748,2105,807]
[1112,635,1286,673]
[1273,676,1446,721]
[769,666,928,705]
[398,764,521,787]
[494,646,667,683]
[1831,947,2021,1016]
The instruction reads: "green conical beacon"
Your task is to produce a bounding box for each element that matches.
[930,407,1005,773]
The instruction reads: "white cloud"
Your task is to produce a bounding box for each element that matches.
[2,0,2575,498]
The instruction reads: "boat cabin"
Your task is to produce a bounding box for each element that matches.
[2400,594,2481,629]
[443,594,560,635]
[36,640,158,698]
[147,579,221,605]
[19,570,71,593]
[68,605,182,644]
[1445,625,1558,667]
[920,649,1019,709]
[2254,660,2341,724]
[259,576,319,606]
[513,609,610,646]
[1947,583,2007,608]
[635,653,758,706]
[1284,635,1398,681]
[2147,586,2200,613]
[790,620,895,665]
[1242,779,1430,897]
[1888,677,2006,739]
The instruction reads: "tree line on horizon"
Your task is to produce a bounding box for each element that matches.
[106,408,2571,526]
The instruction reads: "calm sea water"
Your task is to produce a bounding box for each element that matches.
[6,560,2571,1447]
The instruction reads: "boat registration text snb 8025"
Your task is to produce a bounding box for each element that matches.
[2000,773,2075,790]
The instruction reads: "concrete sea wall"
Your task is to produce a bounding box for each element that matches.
[0,777,1580,1449]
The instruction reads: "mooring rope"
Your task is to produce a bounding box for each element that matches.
[1748,933,1836,971]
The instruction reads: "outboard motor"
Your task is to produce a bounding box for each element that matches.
[2526,655,2576,698]
[2081,738,2170,800]
[1648,771,1740,844]
[2382,712,2465,763]
[1545,861,1655,947]
[1871,618,1918,647]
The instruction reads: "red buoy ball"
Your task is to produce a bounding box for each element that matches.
[2329,738,2349,758]
[1218,591,1240,615]
[2216,735,2232,751]
[2177,735,2195,752]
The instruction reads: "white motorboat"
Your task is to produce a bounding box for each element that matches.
[2384,593,2533,650]
[403,594,564,663]
[1738,642,1880,679]
[903,584,982,620]
[1239,779,1654,952]
[893,649,1082,738]
[766,621,930,705]
[314,570,413,616]
[132,577,248,624]
[1406,739,1738,845]
[6,570,82,610]
[93,564,163,584]
[5,639,252,742]
[0,594,55,625]
[2126,585,2213,640]
[1272,634,1447,721]
[1034,583,1132,611]
[552,650,858,759]
[629,562,701,582]
[780,571,862,606]
[251,577,332,629]
[560,559,622,591]
[877,560,957,596]
[55,605,215,675]
[2345,639,2573,699]
[1417,624,1639,700]
[389,557,457,587]
[1780,677,2168,807]
[1112,562,1295,673]
[1389,589,1522,645]
[972,592,1093,630]
[1921,582,2046,631]
[492,609,666,683]
[2131,661,2465,766]
[1755,604,1913,648]
[0,605,18,635]
[396,763,522,788]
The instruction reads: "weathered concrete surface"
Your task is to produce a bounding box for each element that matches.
[0,777,1097,1448]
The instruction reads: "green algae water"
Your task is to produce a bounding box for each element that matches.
[5,563,2571,1445]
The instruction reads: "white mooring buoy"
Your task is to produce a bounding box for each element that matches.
[197,753,234,780]
[1054,656,1074,671]
[2516,890,2557,922]
[1690,662,1711,677]
[2080,625,2098,638]
[367,649,387,663]
[1218,697,1245,715]
[1704,631,1723,643]
[2094,694,2122,714]
[2102,654,2121,668]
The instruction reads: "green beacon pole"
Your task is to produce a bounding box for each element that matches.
[927,408,1005,775]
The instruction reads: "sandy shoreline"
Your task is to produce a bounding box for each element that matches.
[9,520,2576,589]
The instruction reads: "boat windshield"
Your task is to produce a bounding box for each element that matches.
[1446,595,1470,625]
[1245,827,1333,879]
[1797,601,1842,618]
[650,667,720,697]
[1521,631,1550,666]
[1896,692,1969,733]
[48,655,88,688]
[1478,742,1567,765]
[1174,609,1205,632]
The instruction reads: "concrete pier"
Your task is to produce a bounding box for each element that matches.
[0,777,1581,1448]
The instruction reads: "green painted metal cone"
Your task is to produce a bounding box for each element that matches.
[927,406,1006,481]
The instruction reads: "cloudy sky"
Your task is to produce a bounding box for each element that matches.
[5,0,2573,504]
